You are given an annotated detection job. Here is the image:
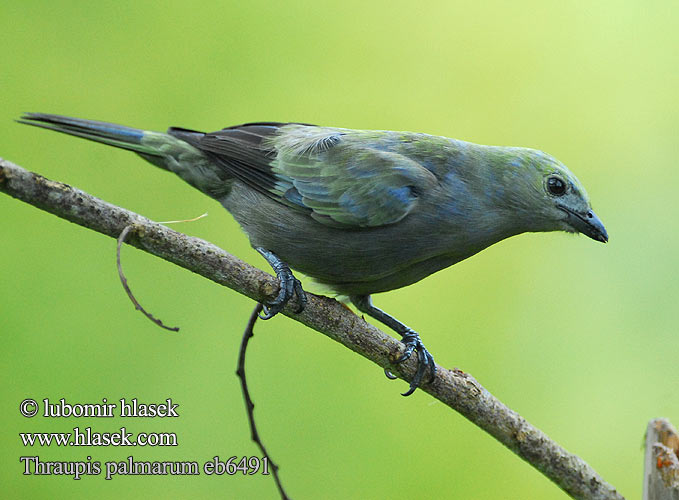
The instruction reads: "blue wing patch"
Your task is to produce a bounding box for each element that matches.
[267,126,438,227]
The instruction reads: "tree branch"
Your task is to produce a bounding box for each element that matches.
[0,157,624,500]
[644,418,679,500]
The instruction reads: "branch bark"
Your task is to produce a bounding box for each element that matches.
[644,419,679,500]
[0,157,624,500]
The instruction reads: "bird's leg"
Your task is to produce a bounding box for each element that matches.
[350,295,436,396]
[255,247,307,320]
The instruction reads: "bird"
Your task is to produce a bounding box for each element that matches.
[19,113,608,396]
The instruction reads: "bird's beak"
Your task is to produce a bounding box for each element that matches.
[559,206,608,243]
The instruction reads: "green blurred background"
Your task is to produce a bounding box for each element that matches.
[2,1,677,498]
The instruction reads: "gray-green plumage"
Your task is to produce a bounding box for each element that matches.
[19,113,608,395]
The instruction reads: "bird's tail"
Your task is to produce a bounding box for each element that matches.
[17,112,170,161]
[18,113,233,198]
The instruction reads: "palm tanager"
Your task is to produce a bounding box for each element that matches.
[19,113,608,395]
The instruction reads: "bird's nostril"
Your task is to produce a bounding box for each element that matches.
[587,211,593,219]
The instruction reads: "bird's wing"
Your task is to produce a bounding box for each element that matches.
[170,123,439,228]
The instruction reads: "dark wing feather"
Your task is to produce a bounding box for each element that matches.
[170,122,438,228]
[168,122,293,197]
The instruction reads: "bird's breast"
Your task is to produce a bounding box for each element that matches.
[220,182,515,295]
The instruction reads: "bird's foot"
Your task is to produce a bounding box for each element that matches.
[260,274,306,320]
[385,329,437,396]
[349,295,436,396]
[256,247,307,320]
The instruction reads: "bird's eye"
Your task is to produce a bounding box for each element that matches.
[546,176,567,196]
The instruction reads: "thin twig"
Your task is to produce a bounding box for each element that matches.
[236,303,289,500]
[117,224,180,332]
[158,212,208,224]
[0,158,625,500]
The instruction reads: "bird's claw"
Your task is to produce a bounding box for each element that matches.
[259,275,307,320]
[256,247,306,320]
[292,278,307,313]
[386,329,436,396]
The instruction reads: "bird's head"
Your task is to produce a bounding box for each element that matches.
[495,148,608,243]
